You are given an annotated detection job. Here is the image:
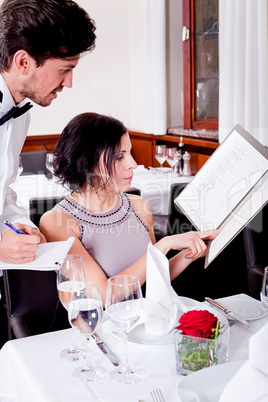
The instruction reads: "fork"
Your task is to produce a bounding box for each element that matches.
[227,319,235,327]
[150,389,165,402]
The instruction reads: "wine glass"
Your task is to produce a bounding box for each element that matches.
[57,254,86,361]
[166,147,178,174]
[154,145,167,173]
[17,156,23,176]
[45,152,55,180]
[105,275,144,384]
[69,282,107,381]
[261,266,268,309]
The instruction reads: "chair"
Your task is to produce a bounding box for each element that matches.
[125,187,141,196]
[243,203,268,299]
[20,150,48,176]
[29,196,65,227]
[167,183,195,236]
[3,269,61,339]
[168,183,249,301]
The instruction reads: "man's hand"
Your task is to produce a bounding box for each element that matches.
[0,223,46,264]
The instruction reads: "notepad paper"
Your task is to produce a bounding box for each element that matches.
[0,237,75,270]
[174,124,268,268]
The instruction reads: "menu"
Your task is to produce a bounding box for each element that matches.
[174,124,268,268]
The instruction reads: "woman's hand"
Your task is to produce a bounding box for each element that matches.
[155,229,220,259]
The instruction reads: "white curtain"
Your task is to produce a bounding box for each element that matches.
[219,0,268,146]
[143,0,167,135]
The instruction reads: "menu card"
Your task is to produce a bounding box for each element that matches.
[174,124,268,268]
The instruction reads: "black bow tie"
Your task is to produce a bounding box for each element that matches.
[0,91,33,126]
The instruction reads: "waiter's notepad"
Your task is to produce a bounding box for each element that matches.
[174,124,268,268]
[0,237,75,270]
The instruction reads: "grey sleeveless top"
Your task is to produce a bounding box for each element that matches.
[56,192,151,277]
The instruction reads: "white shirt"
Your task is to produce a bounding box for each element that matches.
[0,74,33,233]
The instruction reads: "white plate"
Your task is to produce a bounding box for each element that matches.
[177,360,245,402]
[113,324,175,345]
[218,297,268,321]
[155,167,172,173]
[111,296,229,346]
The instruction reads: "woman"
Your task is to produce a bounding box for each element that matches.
[40,112,219,304]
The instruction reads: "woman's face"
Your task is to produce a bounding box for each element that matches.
[101,132,137,192]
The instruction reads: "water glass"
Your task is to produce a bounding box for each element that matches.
[57,255,86,361]
[18,156,23,176]
[105,275,144,384]
[70,282,107,381]
[166,147,178,174]
[45,152,55,180]
[154,145,167,173]
[261,266,268,309]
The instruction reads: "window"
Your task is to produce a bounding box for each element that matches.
[182,0,219,130]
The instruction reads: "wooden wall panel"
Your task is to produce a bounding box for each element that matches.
[22,131,218,173]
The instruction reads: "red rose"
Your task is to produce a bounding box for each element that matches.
[175,310,218,339]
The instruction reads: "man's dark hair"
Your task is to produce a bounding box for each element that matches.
[0,0,96,71]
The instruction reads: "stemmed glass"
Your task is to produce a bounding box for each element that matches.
[154,145,167,173]
[166,147,178,175]
[105,275,144,384]
[57,254,86,361]
[17,156,23,177]
[69,282,107,381]
[45,152,55,180]
[261,266,268,309]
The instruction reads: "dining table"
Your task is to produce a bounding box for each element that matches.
[0,293,267,402]
[11,168,192,218]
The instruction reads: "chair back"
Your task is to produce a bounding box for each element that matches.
[243,203,268,299]
[3,269,59,339]
[168,183,195,235]
[29,196,65,227]
[20,150,48,176]
[125,187,141,196]
[3,195,70,339]
[168,183,248,301]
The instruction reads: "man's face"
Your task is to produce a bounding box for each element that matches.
[20,56,80,107]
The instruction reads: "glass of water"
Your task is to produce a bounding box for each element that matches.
[69,282,107,381]
[261,266,268,309]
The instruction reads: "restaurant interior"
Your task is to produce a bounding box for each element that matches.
[0,1,267,401]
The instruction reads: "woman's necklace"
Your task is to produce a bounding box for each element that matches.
[71,192,120,214]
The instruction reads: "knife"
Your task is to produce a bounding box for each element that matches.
[91,332,119,366]
[205,297,252,328]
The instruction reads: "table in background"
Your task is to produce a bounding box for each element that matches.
[0,294,267,402]
[10,174,70,218]
[131,168,192,215]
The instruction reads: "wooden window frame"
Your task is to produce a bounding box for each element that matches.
[182,0,218,131]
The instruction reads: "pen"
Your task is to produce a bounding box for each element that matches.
[4,220,27,235]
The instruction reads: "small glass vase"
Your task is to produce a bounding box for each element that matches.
[174,323,229,375]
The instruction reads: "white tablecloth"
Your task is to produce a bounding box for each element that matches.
[0,294,267,402]
[12,171,192,217]
[131,169,192,215]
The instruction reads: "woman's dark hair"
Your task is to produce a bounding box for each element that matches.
[0,0,96,71]
[53,112,128,191]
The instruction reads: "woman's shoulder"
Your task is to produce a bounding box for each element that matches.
[39,203,80,239]
[125,193,153,223]
[126,192,150,209]
[40,202,77,227]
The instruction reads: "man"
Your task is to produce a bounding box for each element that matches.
[0,0,96,265]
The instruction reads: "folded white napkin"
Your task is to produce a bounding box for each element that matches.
[219,321,268,402]
[144,242,179,336]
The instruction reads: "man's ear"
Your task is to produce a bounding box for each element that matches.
[13,50,31,74]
